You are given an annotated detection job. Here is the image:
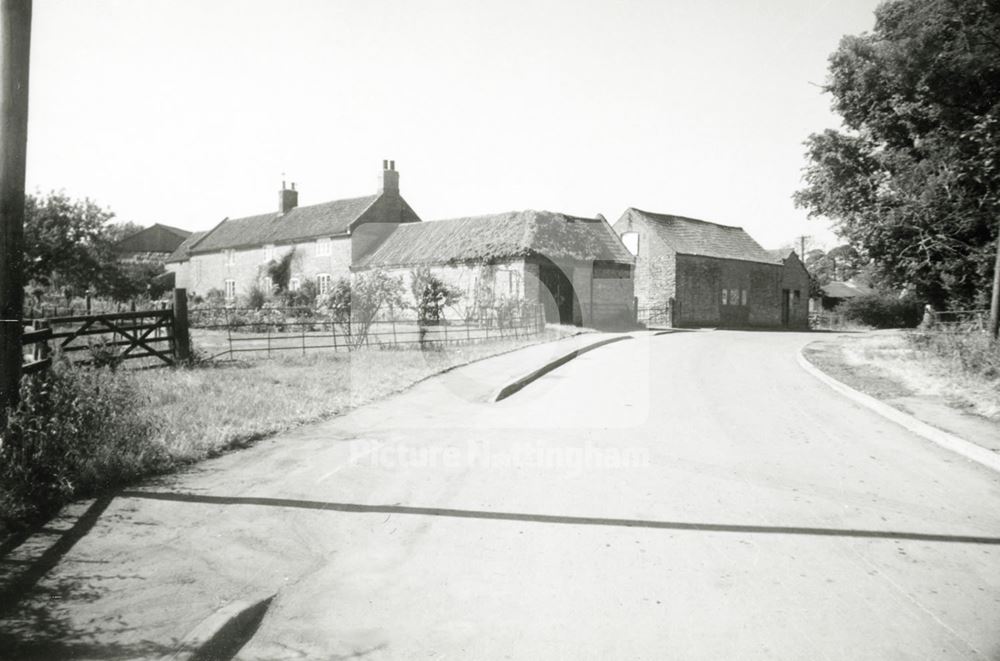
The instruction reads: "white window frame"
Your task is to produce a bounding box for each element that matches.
[289,277,301,292]
[264,244,275,262]
[224,249,236,266]
[224,279,236,301]
[721,289,728,306]
[741,289,748,306]
[261,275,273,292]
[621,232,639,257]
[316,238,332,257]
[317,273,331,295]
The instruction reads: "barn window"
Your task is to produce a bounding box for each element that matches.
[741,289,748,306]
[316,238,332,257]
[224,279,236,301]
[621,232,639,256]
[317,273,331,295]
[721,289,728,306]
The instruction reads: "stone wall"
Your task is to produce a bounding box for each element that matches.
[612,212,675,312]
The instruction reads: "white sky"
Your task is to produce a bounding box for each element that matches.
[26,0,882,251]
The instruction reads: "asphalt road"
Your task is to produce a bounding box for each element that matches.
[3,330,999,660]
[235,330,1000,659]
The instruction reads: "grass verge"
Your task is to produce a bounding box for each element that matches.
[803,331,1000,422]
[1,330,573,528]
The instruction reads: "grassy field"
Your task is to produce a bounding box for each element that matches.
[804,331,1000,422]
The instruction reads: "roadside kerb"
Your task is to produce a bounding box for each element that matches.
[797,347,1000,474]
[492,335,633,402]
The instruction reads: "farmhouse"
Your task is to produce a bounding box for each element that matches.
[613,208,809,328]
[168,162,635,327]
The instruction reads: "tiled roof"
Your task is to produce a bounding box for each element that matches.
[626,208,779,265]
[190,195,379,254]
[357,210,634,268]
[165,231,207,263]
[113,223,192,254]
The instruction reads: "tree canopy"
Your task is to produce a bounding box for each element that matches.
[795,0,1000,308]
[24,191,162,301]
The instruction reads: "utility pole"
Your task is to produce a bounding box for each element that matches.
[0,0,32,423]
[990,222,1000,339]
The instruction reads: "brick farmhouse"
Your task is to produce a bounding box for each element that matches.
[613,208,810,328]
[167,162,636,327]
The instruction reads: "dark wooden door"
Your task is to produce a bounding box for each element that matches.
[781,289,791,326]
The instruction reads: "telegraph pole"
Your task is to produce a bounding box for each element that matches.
[0,0,32,422]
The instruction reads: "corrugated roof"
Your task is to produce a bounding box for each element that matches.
[627,208,778,265]
[358,210,634,268]
[165,231,207,263]
[191,195,378,253]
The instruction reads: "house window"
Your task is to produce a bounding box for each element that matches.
[741,289,748,306]
[262,275,273,292]
[224,249,236,266]
[289,277,300,292]
[264,244,275,262]
[224,279,236,301]
[621,232,639,256]
[317,273,331,295]
[316,238,332,257]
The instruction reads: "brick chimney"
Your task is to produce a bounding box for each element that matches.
[279,180,298,215]
[378,159,399,195]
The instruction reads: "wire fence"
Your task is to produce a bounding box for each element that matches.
[636,305,671,328]
[188,304,546,360]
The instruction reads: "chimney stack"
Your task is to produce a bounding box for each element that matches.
[279,179,298,215]
[379,159,399,195]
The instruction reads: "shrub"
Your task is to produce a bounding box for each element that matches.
[908,330,1000,381]
[836,293,923,329]
[322,270,405,348]
[0,362,164,524]
[410,266,462,323]
[244,284,267,310]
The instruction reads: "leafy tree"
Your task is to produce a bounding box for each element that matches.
[805,245,866,286]
[409,266,462,323]
[795,0,1000,308]
[103,221,146,245]
[24,191,116,292]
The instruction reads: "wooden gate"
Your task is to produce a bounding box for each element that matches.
[48,309,177,366]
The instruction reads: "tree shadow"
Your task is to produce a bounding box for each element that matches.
[0,495,178,660]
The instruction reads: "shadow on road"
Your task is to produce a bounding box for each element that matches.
[122,490,1000,546]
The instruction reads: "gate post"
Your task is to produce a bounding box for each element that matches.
[172,288,191,362]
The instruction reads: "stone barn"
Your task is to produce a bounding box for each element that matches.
[114,223,192,264]
[613,208,808,328]
[354,210,635,328]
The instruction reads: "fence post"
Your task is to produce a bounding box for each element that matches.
[31,318,49,362]
[172,288,191,362]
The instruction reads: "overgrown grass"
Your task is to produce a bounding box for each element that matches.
[805,331,1000,421]
[0,330,571,527]
[907,330,1000,381]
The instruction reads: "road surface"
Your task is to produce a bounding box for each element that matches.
[2,330,999,660]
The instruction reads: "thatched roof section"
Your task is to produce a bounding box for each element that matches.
[624,208,779,265]
[356,210,633,268]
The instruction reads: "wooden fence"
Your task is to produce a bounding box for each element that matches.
[18,289,191,373]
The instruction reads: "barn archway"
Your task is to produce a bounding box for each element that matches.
[538,259,578,325]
